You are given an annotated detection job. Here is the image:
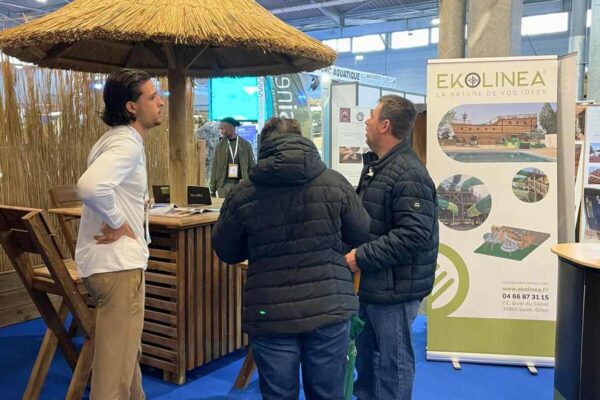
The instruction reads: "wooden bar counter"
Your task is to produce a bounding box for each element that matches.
[49,206,247,384]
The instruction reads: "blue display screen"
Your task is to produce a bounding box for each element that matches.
[210,77,259,121]
[237,124,258,159]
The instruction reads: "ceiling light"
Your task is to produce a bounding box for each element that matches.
[431,18,440,26]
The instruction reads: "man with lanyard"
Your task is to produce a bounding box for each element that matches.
[76,68,164,399]
[209,117,255,198]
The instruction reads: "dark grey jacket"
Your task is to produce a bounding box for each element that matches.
[212,133,370,336]
[355,140,439,304]
[209,136,255,195]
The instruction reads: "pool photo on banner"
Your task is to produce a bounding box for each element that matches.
[437,102,558,163]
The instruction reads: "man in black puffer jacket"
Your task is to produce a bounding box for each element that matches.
[213,117,370,400]
[345,95,439,400]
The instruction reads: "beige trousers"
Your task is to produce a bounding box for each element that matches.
[84,268,145,400]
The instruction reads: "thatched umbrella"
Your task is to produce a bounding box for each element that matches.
[0,0,336,203]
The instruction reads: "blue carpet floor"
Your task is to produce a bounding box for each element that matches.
[0,315,553,399]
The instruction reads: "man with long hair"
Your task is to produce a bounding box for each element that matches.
[76,68,164,399]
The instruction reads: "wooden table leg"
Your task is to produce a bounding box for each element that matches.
[163,370,186,385]
[65,338,94,400]
[233,347,256,390]
[23,300,69,400]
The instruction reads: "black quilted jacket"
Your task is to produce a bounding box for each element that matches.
[355,140,439,304]
[212,133,370,336]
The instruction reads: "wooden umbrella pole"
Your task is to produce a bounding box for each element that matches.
[167,65,188,205]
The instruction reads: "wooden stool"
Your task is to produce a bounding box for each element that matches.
[0,206,94,400]
[48,185,82,259]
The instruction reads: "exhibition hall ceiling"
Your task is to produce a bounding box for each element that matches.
[0,0,572,32]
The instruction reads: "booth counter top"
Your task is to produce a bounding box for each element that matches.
[551,243,600,270]
[49,204,221,228]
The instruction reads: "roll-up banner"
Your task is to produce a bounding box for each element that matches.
[426,56,561,366]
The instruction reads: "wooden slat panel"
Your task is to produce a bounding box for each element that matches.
[149,248,177,261]
[228,263,235,353]
[145,272,177,286]
[0,296,60,327]
[146,284,177,299]
[0,269,28,292]
[186,228,195,370]
[142,332,177,348]
[144,321,177,337]
[212,234,220,362]
[195,226,204,367]
[145,310,177,325]
[147,236,173,248]
[235,266,242,348]
[142,343,177,362]
[221,259,227,357]
[242,270,249,346]
[146,298,176,312]
[176,230,186,379]
[204,226,212,363]
[0,287,38,308]
[140,355,177,373]
[147,260,176,274]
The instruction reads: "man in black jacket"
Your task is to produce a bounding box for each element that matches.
[213,117,370,400]
[345,95,439,400]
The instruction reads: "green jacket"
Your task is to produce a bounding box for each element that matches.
[209,136,255,196]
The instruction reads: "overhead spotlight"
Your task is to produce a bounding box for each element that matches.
[431,18,440,26]
[355,55,364,61]
[321,73,331,84]
[35,0,48,3]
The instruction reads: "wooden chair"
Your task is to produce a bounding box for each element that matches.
[0,206,94,400]
[48,185,82,259]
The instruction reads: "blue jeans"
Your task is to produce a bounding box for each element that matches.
[354,300,421,400]
[250,321,350,400]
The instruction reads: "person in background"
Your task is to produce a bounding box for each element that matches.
[209,116,255,198]
[213,117,370,400]
[345,95,439,400]
[76,68,164,399]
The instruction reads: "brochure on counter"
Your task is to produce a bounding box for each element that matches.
[149,204,220,217]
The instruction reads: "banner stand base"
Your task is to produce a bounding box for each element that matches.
[427,351,554,368]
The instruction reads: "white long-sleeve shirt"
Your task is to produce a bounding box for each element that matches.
[75,125,149,278]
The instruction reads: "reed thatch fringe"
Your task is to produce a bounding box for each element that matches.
[0,57,197,272]
[0,0,335,65]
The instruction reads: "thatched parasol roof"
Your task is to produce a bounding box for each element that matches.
[0,0,336,77]
[0,0,337,204]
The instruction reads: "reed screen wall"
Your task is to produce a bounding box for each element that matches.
[0,58,197,272]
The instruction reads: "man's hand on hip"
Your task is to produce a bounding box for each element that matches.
[345,249,361,273]
[94,222,136,244]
